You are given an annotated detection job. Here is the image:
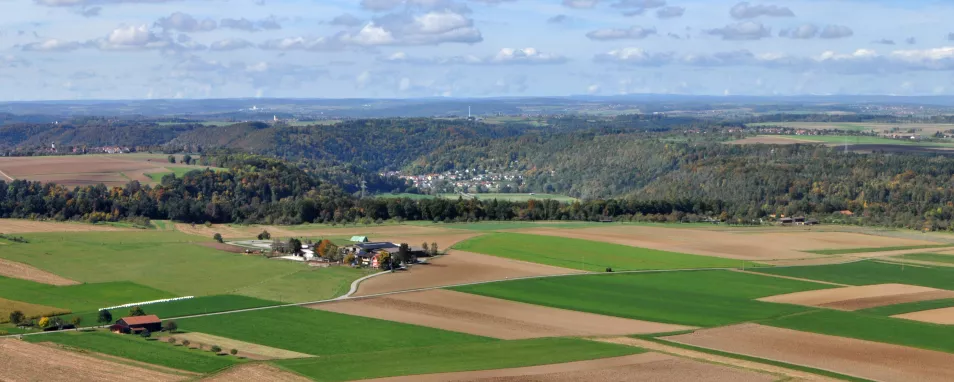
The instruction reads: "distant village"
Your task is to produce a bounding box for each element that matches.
[382,168,525,193]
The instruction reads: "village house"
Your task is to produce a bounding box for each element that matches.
[345,240,426,267]
[110,315,162,334]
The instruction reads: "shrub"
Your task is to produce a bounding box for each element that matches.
[164,320,178,333]
[141,329,151,338]
[257,230,271,240]
[606,267,613,272]
[230,349,238,356]
[0,330,7,335]
[204,221,212,228]
[167,337,177,344]
[213,233,223,243]
[8,310,25,326]
[97,310,113,324]
[210,345,222,353]
[182,340,191,347]
[129,306,145,317]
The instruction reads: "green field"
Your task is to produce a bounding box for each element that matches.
[30,330,238,373]
[857,298,954,316]
[231,266,366,303]
[453,233,751,271]
[178,306,492,356]
[0,276,173,313]
[805,244,953,255]
[765,309,954,354]
[746,121,954,134]
[440,193,578,202]
[61,295,282,326]
[895,252,954,265]
[0,231,364,302]
[453,270,832,327]
[274,338,644,382]
[373,193,436,200]
[752,134,954,147]
[753,260,954,290]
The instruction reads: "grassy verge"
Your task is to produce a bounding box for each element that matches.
[763,309,954,354]
[273,337,643,382]
[636,336,872,382]
[178,306,493,356]
[857,298,954,316]
[806,244,952,255]
[752,260,954,289]
[453,233,753,271]
[28,330,238,373]
[452,270,833,327]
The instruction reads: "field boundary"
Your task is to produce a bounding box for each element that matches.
[0,168,13,181]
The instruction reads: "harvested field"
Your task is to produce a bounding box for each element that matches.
[0,155,209,187]
[174,222,459,240]
[354,250,583,296]
[167,332,313,360]
[728,136,818,145]
[312,290,692,339]
[0,218,133,233]
[202,364,310,382]
[0,257,79,285]
[665,323,954,382]
[893,306,954,324]
[0,297,69,323]
[361,353,775,382]
[0,339,184,382]
[757,283,954,311]
[513,226,936,261]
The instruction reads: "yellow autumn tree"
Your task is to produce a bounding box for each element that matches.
[38,317,50,328]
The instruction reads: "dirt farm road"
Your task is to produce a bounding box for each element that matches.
[0,168,14,181]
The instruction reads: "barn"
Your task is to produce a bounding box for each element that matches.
[112,315,162,333]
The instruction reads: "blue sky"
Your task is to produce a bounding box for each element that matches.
[2,0,953,100]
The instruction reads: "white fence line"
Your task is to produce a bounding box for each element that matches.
[98,296,194,311]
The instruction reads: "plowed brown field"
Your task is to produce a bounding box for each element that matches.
[893,306,954,324]
[0,219,133,234]
[354,250,583,296]
[513,226,936,261]
[0,155,201,187]
[175,223,459,240]
[312,290,692,339]
[665,324,954,382]
[757,283,954,311]
[0,339,184,382]
[201,364,310,382]
[360,353,775,382]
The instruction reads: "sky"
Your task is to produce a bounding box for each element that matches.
[2,0,954,100]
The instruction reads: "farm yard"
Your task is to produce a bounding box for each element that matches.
[5,218,954,381]
[0,154,219,187]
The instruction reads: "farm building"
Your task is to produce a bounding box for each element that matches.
[346,241,426,267]
[350,236,370,243]
[110,315,162,334]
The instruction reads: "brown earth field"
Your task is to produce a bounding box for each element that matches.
[0,339,185,382]
[354,250,583,296]
[0,155,207,187]
[893,306,954,324]
[728,136,820,145]
[512,226,937,261]
[665,323,954,382]
[757,283,954,311]
[360,353,775,382]
[164,332,313,360]
[201,364,310,382]
[0,257,80,285]
[311,289,692,339]
[0,218,134,234]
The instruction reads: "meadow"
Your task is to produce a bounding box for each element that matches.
[806,244,953,255]
[754,260,954,290]
[452,233,749,271]
[745,121,954,134]
[60,295,282,326]
[453,270,832,327]
[0,231,363,301]
[896,252,954,265]
[413,221,610,231]
[858,298,954,316]
[439,193,578,202]
[0,276,173,314]
[145,166,204,182]
[764,309,954,354]
[29,330,239,373]
[231,266,367,303]
[274,338,644,382]
[177,306,493,356]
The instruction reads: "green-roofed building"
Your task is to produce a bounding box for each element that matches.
[350,236,369,243]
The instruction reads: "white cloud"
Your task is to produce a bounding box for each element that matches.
[209,38,253,51]
[656,6,684,19]
[706,21,771,40]
[154,12,216,32]
[272,10,481,49]
[383,47,566,65]
[594,47,673,66]
[21,39,83,52]
[586,26,656,40]
[563,0,599,9]
[730,2,795,19]
[819,25,853,39]
[779,24,818,39]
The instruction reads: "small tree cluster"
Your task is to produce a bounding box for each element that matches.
[210,345,222,353]
[98,309,113,324]
[8,310,25,326]
[165,320,178,333]
[213,233,223,243]
[129,306,146,317]
[257,230,271,240]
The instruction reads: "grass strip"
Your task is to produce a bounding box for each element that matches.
[858,298,954,316]
[896,252,954,265]
[635,335,873,382]
[806,245,952,255]
[752,260,954,290]
[273,337,645,382]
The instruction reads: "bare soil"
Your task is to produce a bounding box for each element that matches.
[893,306,954,324]
[354,250,583,296]
[758,283,954,311]
[0,219,133,234]
[361,353,775,382]
[0,156,185,187]
[201,364,311,382]
[0,339,184,382]
[311,290,693,339]
[665,323,954,382]
[513,226,934,261]
[166,332,313,360]
[0,258,80,285]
